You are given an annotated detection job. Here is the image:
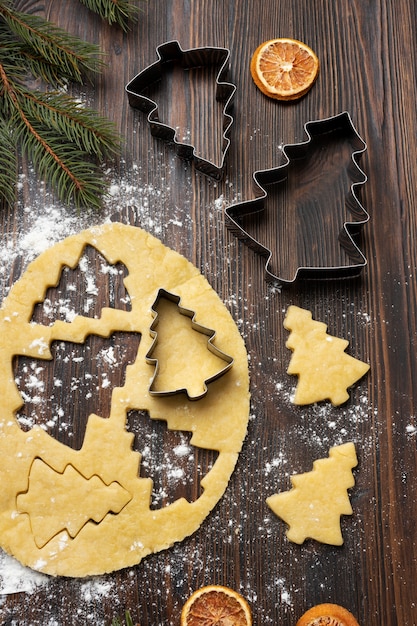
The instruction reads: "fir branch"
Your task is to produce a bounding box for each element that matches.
[0,0,129,209]
[0,35,88,88]
[18,87,120,159]
[3,69,108,208]
[0,121,17,205]
[79,0,140,31]
[0,2,103,84]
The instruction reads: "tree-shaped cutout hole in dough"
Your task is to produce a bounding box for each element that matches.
[128,409,218,508]
[13,245,140,449]
[31,245,131,324]
[14,331,141,449]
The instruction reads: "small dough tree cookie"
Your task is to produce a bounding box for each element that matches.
[284,305,369,405]
[266,442,357,545]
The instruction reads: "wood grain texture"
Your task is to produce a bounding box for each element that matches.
[1,0,417,624]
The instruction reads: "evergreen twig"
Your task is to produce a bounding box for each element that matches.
[0,3,103,83]
[79,0,140,31]
[0,120,17,206]
[111,610,136,626]
[0,0,139,209]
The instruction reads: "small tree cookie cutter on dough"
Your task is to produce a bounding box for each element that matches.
[146,288,234,401]
[126,40,236,180]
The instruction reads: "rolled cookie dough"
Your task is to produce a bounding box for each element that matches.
[0,223,250,577]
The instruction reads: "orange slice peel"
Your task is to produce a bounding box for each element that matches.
[180,584,252,626]
[250,37,319,100]
[296,603,360,626]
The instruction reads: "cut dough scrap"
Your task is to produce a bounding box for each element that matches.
[17,460,132,547]
[266,442,358,545]
[0,223,250,577]
[284,305,369,405]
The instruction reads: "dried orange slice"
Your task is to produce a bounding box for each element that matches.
[180,584,252,626]
[296,603,360,626]
[250,37,319,100]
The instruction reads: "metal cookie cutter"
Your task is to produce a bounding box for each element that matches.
[126,40,236,180]
[146,289,234,401]
[225,111,369,286]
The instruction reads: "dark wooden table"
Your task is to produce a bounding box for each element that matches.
[1,0,416,624]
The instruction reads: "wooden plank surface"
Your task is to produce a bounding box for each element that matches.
[1,0,417,624]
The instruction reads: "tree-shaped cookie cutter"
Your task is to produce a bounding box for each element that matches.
[126,40,236,180]
[225,111,369,286]
[146,289,234,400]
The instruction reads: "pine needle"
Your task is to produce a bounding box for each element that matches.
[0,0,133,209]
[0,3,103,83]
[0,121,18,205]
[111,610,136,626]
[18,87,120,159]
[79,0,140,31]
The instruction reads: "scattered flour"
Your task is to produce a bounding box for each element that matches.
[0,157,380,626]
[0,550,49,595]
[406,423,417,436]
[0,160,194,297]
[80,579,115,602]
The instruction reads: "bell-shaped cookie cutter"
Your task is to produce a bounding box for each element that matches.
[225,111,369,286]
[126,40,236,180]
[146,289,234,400]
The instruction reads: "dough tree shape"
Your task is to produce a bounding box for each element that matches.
[284,305,369,405]
[17,459,131,547]
[266,442,357,545]
[146,289,233,400]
